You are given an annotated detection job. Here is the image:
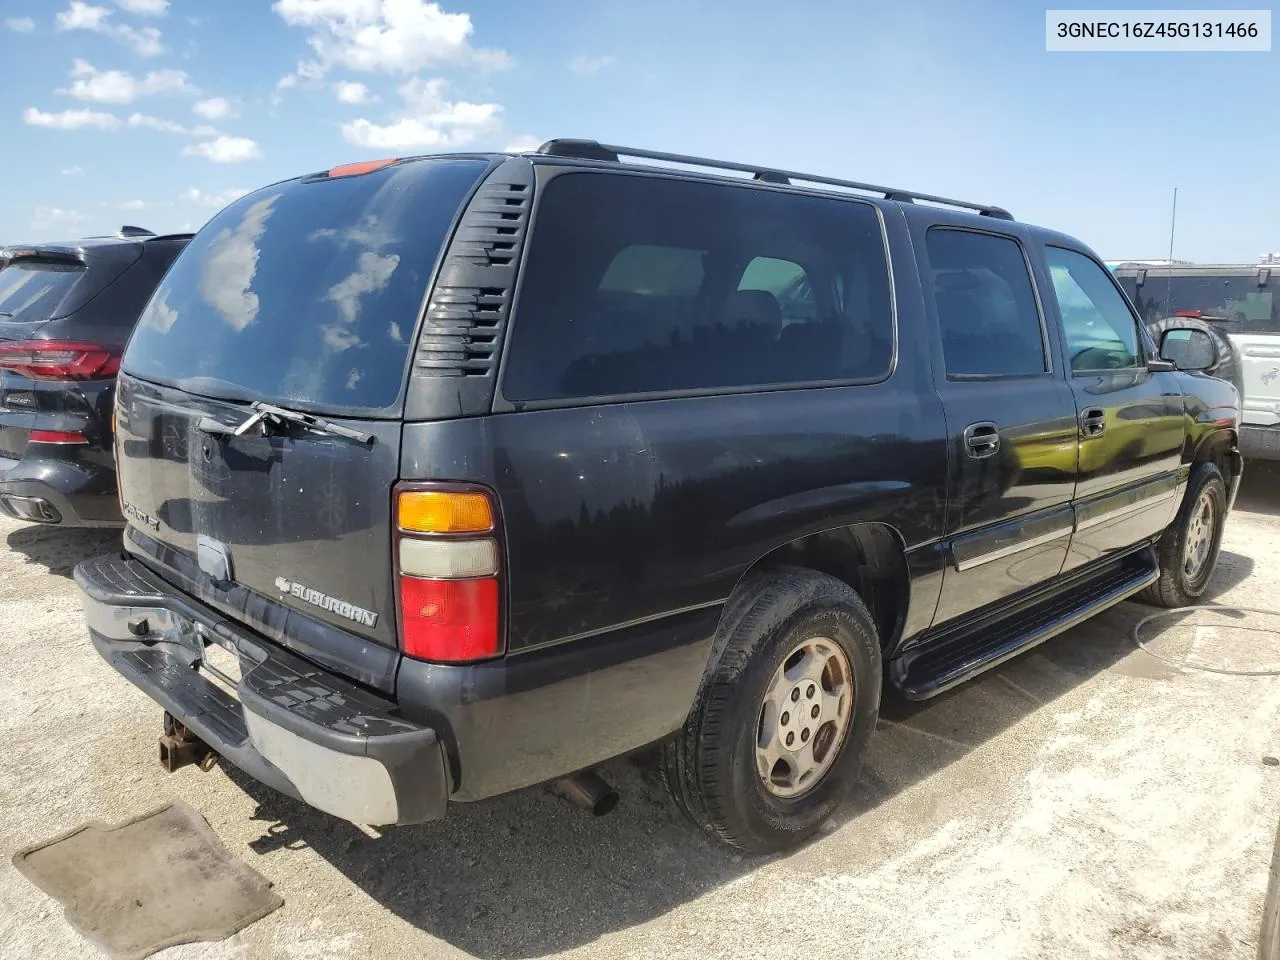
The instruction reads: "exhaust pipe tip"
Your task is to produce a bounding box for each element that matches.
[555,771,619,817]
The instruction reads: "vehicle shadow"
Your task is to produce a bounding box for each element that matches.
[1234,462,1280,517]
[225,550,1256,960]
[4,523,120,579]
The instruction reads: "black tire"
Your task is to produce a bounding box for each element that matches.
[1148,316,1244,397]
[1139,462,1228,608]
[662,566,881,853]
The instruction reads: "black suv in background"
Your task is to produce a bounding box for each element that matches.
[0,228,188,526]
[76,143,1240,852]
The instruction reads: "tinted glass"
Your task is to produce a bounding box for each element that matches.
[0,263,84,324]
[122,158,487,414]
[601,245,704,296]
[1120,272,1278,334]
[502,173,893,401]
[1046,247,1142,371]
[738,256,817,326]
[925,229,1046,377]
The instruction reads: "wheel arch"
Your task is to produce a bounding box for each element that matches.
[722,521,911,655]
[1191,426,1242,492]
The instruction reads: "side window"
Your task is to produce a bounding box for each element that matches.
[737,257,816,326]
[502,173,894,401]
[925,229,1047,378]
[1045,247,1143,372]
[600,245,704,296]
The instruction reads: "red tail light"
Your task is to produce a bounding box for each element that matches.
[29,430,88,444]
[0,340,121,381]
[400,576,500,661]
[1175,309,1202,318]
[394,485,504,663]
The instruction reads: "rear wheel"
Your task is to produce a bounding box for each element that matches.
[1140,462,1227,607]
[662,567,881,853]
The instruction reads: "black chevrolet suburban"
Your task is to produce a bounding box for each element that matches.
[75,142,1241,852]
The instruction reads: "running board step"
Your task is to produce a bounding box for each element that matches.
[891,546,1158,700]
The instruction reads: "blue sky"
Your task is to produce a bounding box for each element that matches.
[1,0,1275,261]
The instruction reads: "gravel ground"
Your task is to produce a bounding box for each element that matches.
[3,468,1280,960]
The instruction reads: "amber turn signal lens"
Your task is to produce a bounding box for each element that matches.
[397,490,494,534]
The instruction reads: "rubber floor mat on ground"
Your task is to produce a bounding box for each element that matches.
[12,799,282,960]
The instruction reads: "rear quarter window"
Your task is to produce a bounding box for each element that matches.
[501,173,894,402]
[0,263,84,324]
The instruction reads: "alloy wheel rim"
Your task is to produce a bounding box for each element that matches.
[1183,490,1217,581]
[755,637,853,799]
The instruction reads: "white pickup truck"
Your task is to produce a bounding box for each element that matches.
[1113,262,1279,459]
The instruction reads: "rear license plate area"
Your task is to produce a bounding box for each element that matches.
[199,637,243,695]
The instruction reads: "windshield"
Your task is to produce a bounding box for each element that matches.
[0,262,85,323]
[1119,272,1278,334]
[122,158,488,415]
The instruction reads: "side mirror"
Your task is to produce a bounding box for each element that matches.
[1160,327,1217,372]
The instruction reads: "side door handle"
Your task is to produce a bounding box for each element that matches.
[963,421,1000,459]
[1080,407,1106,438]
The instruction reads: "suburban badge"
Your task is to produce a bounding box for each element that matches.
[274,576,378,627]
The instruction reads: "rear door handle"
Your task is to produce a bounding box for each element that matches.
[1080,407,1106,437]
[963,421,1000,459]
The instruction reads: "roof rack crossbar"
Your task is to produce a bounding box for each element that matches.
[536,139,1013,220]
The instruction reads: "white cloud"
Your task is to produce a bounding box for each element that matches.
[127,112,186,133]
[274,59,327,94]
[272,0,511,75]
[183,136,263,163]
[567,54,616,75]
[297,59,326,80]
[24,107,121,130]
[116,24,163,55]
[184,186,250,207]
[114,0,169,15]
[199,195,278,330]
[5,17,35,32]
[504,134,541,153]
[31,207,86,231]
[61,60,193,104]
[119,199,148,210]
[62,165,85,175]
[334,81,373,104]
[341,77,499,150]
[56,2,165,55]
[193,96,235,120]
[56,2,111,30]
[126,112,222,137]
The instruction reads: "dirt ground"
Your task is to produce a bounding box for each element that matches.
[3,468,1280,960]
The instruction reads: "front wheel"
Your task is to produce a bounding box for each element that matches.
[1140,462,1227,608]
[662,567,881,853]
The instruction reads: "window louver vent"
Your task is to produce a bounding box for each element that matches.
[405,157,534,420]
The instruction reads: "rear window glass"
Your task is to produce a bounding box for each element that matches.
[502,173,894,401]
[122,158,487,414]
[1119,272,1279,334]
[0,263,85,324]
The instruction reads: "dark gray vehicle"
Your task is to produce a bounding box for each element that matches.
[76,143,1240,852]
[0,228,188,525]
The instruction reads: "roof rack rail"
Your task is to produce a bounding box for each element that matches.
[535,139,1013,221]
